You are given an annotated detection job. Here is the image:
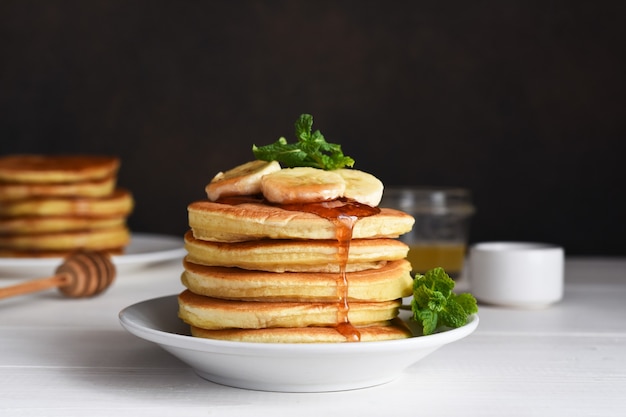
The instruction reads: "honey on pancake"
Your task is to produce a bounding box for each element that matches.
[334,214,359,341]
[216,195,381,342]
[275,198,380,342]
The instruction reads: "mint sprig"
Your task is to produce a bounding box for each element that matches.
[411,267,478,335]
[252,114,355,170]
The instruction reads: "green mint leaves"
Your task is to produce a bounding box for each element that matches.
[411,267,478,335]
[252,114,355,170]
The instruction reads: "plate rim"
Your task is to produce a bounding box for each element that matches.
[0,232,186,273]
[119,294,479,355]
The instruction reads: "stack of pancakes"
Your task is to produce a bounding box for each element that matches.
[178,191,416,343]
[0,155,134,257]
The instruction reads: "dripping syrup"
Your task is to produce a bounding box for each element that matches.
[333,213,359,341]
[216,196,380,342]
[278,198,380,343]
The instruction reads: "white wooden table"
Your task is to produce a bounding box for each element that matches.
[1,255,624,417]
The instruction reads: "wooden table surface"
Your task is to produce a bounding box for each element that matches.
[1,251,624,417]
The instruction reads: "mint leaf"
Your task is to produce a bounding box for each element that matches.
[295,114,314,142]
[413,307,438,336]
[252,114,355,170]
[252,138,309,167]
[453,293,479,315]
[410,267,478,335]
[439,299,467,328]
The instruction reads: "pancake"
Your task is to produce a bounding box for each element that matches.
[188,200,414,242]
[178,289,403,330]
[0,189,134,217]
[0,247,124,258]
[0,215,127,234]
[0,176,116,201]
[0,226,130,252]
[184,230,409,273]
[190,318,413,343]
[181,258,413,302]
[0,155,119,183]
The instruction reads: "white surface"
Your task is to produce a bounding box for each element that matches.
[0,233,186,277]
[468,241,564,307]
[1,257,625,416]
[119,296,478,392]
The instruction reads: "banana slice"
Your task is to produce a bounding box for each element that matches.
[261,167,346,204]
[206,160,281,201]
[336,169,384,207]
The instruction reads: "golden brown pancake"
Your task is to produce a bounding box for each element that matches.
[0,189,134,217]
[0,226,130,252]
[0,247,124,258]
[0,176,116,201]
[0,154,133,258]
[178,289,403,330]
[0,155,119,183]
[190,318,412,343]
[180,162,416,344]
[184,230,409,273]
[181,258,413,302]
[0,215,127,234]
[188,200,414,242]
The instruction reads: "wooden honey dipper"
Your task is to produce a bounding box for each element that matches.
[0,250,116,300]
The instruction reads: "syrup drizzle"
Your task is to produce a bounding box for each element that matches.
[275,198,380,343]
[216,196,380,342]
[333,213,360,341]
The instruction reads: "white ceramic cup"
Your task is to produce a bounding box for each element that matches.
[468,242,564,308]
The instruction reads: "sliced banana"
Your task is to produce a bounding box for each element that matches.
[206,160,385,207]
[336,169,384,207]
[261,167,346,204]
[205,160,281,201]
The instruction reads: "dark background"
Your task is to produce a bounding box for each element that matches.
[1,1,624,255]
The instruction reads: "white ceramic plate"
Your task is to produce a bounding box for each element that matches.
[0,233,186,277]
[119,295,479,392]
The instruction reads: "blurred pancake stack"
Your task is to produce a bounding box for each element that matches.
[0,155,134,257]
[178,157,417,343]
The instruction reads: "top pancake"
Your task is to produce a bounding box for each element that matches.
[188,199,414,242]
[0,155,120,184]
